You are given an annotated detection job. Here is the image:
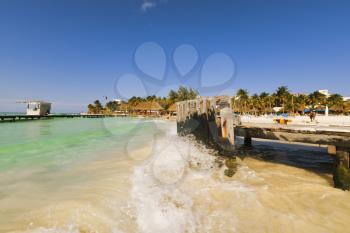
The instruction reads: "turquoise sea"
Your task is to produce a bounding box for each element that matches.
[0,118,155,171]
[0,118,160,232]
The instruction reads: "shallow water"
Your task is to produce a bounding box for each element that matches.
[0,118,349,233]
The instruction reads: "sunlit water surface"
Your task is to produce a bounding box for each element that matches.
[0,118,349,233]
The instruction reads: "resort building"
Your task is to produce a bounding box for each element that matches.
[318,89,331,97]
[318,89,350,101]
[112,99,122,104]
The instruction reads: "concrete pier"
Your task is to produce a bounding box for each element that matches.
[176,97,350,190]
[176,96,235,151]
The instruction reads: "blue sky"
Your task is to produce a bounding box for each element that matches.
[0,0,349,112]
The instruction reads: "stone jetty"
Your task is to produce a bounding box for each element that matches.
[176,97,350,190]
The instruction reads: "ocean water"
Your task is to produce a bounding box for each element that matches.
[0,118,349,233]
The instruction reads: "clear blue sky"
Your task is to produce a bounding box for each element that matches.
[1,0,349,112]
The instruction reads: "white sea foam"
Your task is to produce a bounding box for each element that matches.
[130,122,196,233]
[130,121,255,233]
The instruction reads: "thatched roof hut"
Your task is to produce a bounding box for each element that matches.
[330,105,344,113]
[344,101,350,112]
[119,103,132,111]
[167,103,177,112]
[134,101,163,112]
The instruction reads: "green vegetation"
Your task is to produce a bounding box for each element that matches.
[87,85,349,115]
[334,164,350,190]
[224,158,238,177]
[233,86,350,115]
[87,86,198,114]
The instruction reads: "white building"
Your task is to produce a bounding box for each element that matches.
[17,100,52,116]
[112,99,122,104]
[318,89,350,101]
[318,89,331,97]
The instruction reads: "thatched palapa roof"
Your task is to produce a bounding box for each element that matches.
[330,105,344,112]
[119,103,131,111]
[167,103,177,112]
[134,101,163,111]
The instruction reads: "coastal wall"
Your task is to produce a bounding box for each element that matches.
[176,98,350,190]
[176,96,235,152]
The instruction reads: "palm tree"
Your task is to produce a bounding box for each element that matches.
[235,89,249,114]
[94,100,103,113]
[307,91,327,110]
[176,86,198,101]
[294,94,308,114]
[168,90,178,103]
[146,95,157,102]
[250,94,260,115]
[105,101,119,112]
[259,92,270,114]
[276,86,290,113]
[344,101,350,115]
[327,94,344,114]
[87,104,96,114]
[128,96,145,106]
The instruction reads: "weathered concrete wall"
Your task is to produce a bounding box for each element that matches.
[176,96,234,151]
[177,97,350,190]
[333,151,350,190]
[220,107,235,145]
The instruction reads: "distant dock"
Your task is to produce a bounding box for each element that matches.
[0,114,123,122]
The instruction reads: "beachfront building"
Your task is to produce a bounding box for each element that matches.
[112,99,122,104]
[318,89,331,97]
[318,89,350,101]
[23,100,52,116]
[315,90,350,115]
[134,101,163,116]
